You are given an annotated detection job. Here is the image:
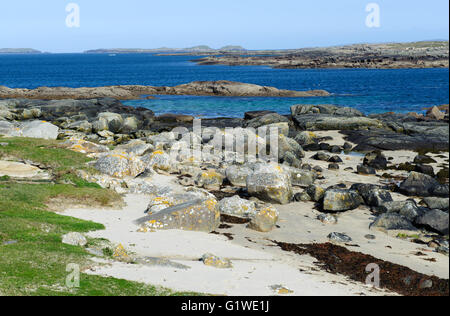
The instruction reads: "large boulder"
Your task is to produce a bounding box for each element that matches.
[94,152,146,178]
[422,197,449,211]
[248,206,279,232]
[98,112,123,133]
[322,189,363,212]
[141,150,173,172]
[246,163,293,204]
[122,116,139,133]
[225,164,253,187]
[414,209,449,235]
[291,104,364,117]
[370,213,417,231]
[116,139,154,156]
[63,138,110,154]
[306,185,326,202]
[399,172,440,197]
[350,183,393,207]
[363,151,388,170]
[136,198,220,232]
[282,166,316,187]
[0,121,18,136]
[194,170,224,190]
[277,134,305,162]
[244,113,288,129]
[426,106,445,120]
[378,200,425,222]
[218,195,257,218]
[19,121,59,140]
[430,184,449,198]
[67,120,93,134]
[294,131,318,146]
[292,114,382,131]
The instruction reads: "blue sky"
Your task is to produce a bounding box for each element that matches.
[1,0,448,52]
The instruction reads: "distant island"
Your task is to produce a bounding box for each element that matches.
[0,48,42,54]
[194,41,450,69]
[84,45,246,54]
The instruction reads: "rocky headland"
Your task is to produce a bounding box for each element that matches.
[194,41,449,69]
[0,81,329,100]
[1,96,449,296]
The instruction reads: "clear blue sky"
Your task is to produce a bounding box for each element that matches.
[1,0,448,52]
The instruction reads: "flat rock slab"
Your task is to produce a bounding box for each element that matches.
[0,160,49,179]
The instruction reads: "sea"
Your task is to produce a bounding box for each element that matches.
[0,53,448,118]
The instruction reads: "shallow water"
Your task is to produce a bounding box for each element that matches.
[1,53,448,117]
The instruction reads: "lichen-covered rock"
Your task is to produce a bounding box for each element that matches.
[246,164,293,204]
[306,185,325,202]
[137,197,220,232]
[62,232,87,247]
[195,170,224,190]
[145,189,214,214]
[142,150,172,172]
[117,139,154,156]
[64,138,110,154]
[399,172,440,197]
[94,152,145,178]
[248,206,279,232]
[218,195,257,218]
[201,253,233,269]
[113,244,132,262]
[294,131,318,146]
[294,191,311,202]
[322,189,363,212]
[225,164,253,187]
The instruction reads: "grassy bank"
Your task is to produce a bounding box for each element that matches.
[0,137,197,296]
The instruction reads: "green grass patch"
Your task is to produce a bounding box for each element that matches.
[0,137,91,172]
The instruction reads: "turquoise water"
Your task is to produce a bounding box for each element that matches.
[0,53,448,118]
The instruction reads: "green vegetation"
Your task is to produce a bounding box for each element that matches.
[0,137,199,296]
[396,233,421,240]
[0,137,92,172]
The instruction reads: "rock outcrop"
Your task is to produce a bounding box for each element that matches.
[0,81,329,100]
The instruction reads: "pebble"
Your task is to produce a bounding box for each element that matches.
[327,232,352,243]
